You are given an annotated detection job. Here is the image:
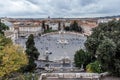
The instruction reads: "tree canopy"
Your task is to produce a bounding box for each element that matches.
[0,45,28,77]
[0,21,28,79]
[85,20,120,76]
[0,21,9,35]
[25,34,40,72]
[70,21,83,32]
[74,49,91,69]
[64,21,83,32]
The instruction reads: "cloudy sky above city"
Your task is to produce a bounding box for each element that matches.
[0,0,120,18]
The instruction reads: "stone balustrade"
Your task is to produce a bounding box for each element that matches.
[39,73,103,80]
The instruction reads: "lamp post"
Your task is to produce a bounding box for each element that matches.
[45,50,52,61]
[44,50,52,70]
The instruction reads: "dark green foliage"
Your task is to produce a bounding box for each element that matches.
[85,37,99,62]
[42,21,45,30]
[96,38,116,72]
[64,26,70,31]
[69,21,83,32]
[25,34,40,72]
[64,21,83,33]
[58,21,61,30]
[74,49,91,69]
[85,20,120,76]
[0,21,9,35]
[26,34,35,48]
[46,25,50,30]
[25,47,39,60]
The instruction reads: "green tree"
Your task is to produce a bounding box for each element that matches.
[0,21,9,35]
[0,35,12,49]
[58,21,61,30]
[74,49,91,69]
[0,36,12,66]
[85,20,120,76]
[96,38,117,73]
[70,21,82,32]
[42,21,45,31]
[25,34,40,72]
[0,23,28,79]
[46,25,50,30]
[86,61,102,73]
[64,26,70,31]
[0,45,28,77]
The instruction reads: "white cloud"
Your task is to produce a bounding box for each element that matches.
[0,0,120,18]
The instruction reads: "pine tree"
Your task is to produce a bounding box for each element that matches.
[42,21,45,31]
[25,34,40,72]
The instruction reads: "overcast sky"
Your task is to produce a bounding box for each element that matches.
[0,0,120,18]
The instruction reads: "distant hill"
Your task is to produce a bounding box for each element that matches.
[1,15,120,20]
[94,15,120,19]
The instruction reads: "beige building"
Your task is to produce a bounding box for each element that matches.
[2,19,43,42]
[14,25,42,37]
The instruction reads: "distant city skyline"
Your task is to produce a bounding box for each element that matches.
[0,0,120,18]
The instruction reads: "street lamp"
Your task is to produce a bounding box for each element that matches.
[44,50,52,70]
[45,50,52,61]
